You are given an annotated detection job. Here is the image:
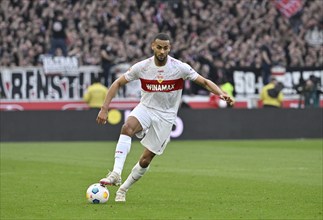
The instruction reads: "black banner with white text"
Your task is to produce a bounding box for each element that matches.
[0,66,322,110]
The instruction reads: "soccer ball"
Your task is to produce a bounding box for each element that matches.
[86,183,109,204]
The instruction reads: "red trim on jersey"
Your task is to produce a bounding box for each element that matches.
[140,78,184,92]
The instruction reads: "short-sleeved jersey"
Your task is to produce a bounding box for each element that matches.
[124,55,198,121]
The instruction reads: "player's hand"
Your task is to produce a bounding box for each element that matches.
[220,94,235,106]
[96,107,108,124]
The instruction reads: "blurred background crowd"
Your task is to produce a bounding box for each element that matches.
[0,0,322,87]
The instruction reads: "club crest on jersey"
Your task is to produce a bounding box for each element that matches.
[156,73,164,83]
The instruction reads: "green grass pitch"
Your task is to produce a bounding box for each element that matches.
[1,140,322,220]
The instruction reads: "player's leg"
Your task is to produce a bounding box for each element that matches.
[115,148,155,202]
[100,116,143,186]
[115,115,173,202]
[114,116,143,174]
[100,104,152,186]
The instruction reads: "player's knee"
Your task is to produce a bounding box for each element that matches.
[139,153,155,168]
[139,157,151,168]
[121,123,135,137]
[139,159,150,168]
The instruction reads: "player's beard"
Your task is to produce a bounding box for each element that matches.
[155,54,167,64]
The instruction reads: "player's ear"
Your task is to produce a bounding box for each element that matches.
[151,42,155,50]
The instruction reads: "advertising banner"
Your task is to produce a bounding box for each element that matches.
[0,66,322,110]
[1,108,321,142]
[231,66,323,97]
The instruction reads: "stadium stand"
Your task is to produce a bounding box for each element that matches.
[0,0,322,96]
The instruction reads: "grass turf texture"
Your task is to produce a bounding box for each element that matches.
[0,140,322,220]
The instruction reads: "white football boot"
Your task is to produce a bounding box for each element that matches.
[115,188,127,202]
[100,171,122,186]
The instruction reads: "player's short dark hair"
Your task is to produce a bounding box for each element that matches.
[153,33,171,42]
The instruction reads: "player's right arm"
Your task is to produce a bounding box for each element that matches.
[96,75,128,124]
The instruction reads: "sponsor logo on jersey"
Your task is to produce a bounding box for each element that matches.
[140,78,184,92]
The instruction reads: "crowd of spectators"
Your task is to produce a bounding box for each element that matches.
[0,0,322,87]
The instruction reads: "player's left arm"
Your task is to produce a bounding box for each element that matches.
[193,75,235,106]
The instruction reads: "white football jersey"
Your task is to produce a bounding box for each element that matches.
[124,55,199,122]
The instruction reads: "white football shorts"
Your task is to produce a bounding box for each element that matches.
[128,103,173,155]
